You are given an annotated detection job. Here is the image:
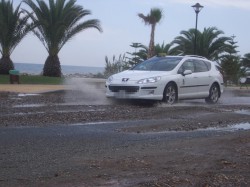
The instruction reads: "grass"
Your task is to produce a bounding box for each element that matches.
[0,74,65,85]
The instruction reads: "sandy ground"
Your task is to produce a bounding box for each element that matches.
[0,78,105,93]
[0,84,67,93]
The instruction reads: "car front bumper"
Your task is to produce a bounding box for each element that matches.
[106,84,163,100]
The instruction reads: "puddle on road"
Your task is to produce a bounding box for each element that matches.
[68,120,250,134]
[18,93,41,97]
[197,123,250,132]
[56,108,106,113]
[138,122,250,135]
[234,110,250,115]
[229,123,250,130]
[156,123,250,133]
[2,111,45,117]
[13,104,47,108]
[70,121,117,126]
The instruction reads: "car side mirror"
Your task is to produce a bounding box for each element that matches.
[182,70,192,76]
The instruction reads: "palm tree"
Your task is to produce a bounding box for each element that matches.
[154,42,175,56]
[138,8,163,59]
[170,29,196,56]
[171,27,232,61]
[0,0,33,74]
[24,0,102,77]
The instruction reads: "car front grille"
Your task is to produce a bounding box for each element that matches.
[109,86,139,93]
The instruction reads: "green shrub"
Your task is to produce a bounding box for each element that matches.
[0,75,64,84]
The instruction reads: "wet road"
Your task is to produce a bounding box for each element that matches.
[1,118,250,186]
[1,81,250,186]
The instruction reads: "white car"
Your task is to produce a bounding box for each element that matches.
[106,55,224,104]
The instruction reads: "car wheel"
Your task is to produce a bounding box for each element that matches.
[205,84,220,104]
[163,83,177,104]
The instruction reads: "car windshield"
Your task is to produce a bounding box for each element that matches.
[132,56,183,71]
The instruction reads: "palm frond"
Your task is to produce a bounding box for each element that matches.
[24,0,102,56]
[171,27,232,60]
[0,0,33,56]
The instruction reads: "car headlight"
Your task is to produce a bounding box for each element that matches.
[107,76,113,83]
[137,76,161,84]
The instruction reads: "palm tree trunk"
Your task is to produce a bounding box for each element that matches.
[43,55,62,77]
[148,24,156,58]
[0,56,15,74]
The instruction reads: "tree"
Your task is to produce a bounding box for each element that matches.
[171,27,232,61]
[127,42,174,67]
[220,36,244,85]
[24,0,102,77]
[221,55,243,85]
[126,43,147,67]
[154,42,175,56]
[135,44,148,62]
[138,8,163,59]
[104,54,128,78]
[0,0,33,74]
[241,53,250,68]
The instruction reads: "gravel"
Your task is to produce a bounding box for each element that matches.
[1,90,250,131]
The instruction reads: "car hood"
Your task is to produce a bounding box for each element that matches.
[111,70,171,81]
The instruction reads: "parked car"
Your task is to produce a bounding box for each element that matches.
[106,55,224,104]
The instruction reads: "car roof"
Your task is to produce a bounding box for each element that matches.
[156,54,208,60]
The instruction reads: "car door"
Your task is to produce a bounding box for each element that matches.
[177,60,198,99]
[193,59,212,96]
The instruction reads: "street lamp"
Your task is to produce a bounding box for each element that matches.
[192,3,203,55]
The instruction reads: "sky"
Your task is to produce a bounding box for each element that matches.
[11,0,250,67]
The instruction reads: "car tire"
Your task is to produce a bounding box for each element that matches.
[163,83,177,104]
[205,84,220,104]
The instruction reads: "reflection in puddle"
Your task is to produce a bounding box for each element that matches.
[56,109,106,113]
[18,93,40,97]
[231,123,250,130]
[142,123,250,135]
[1,111,45,117]
[16,112,45,115]
[235,110,250,115]
[70,121,117,126]
[14,104,46,108]
[198,123,250,132]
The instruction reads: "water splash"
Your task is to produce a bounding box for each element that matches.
[64,78,110,105]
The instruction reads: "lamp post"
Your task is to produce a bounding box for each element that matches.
[192,3,203,55]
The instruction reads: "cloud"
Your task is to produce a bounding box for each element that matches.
[171,0,250,10]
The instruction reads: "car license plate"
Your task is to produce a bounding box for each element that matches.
[115,90,127,98]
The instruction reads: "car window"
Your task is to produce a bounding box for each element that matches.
[214,61,221,72]
[132,57,182,71]
[194,60,209,72]
[178,60,195,73]
[203,60,211,70]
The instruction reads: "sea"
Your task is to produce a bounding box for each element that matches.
[14,62,104,75]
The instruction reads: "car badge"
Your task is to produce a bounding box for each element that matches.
[122,78,129,82]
